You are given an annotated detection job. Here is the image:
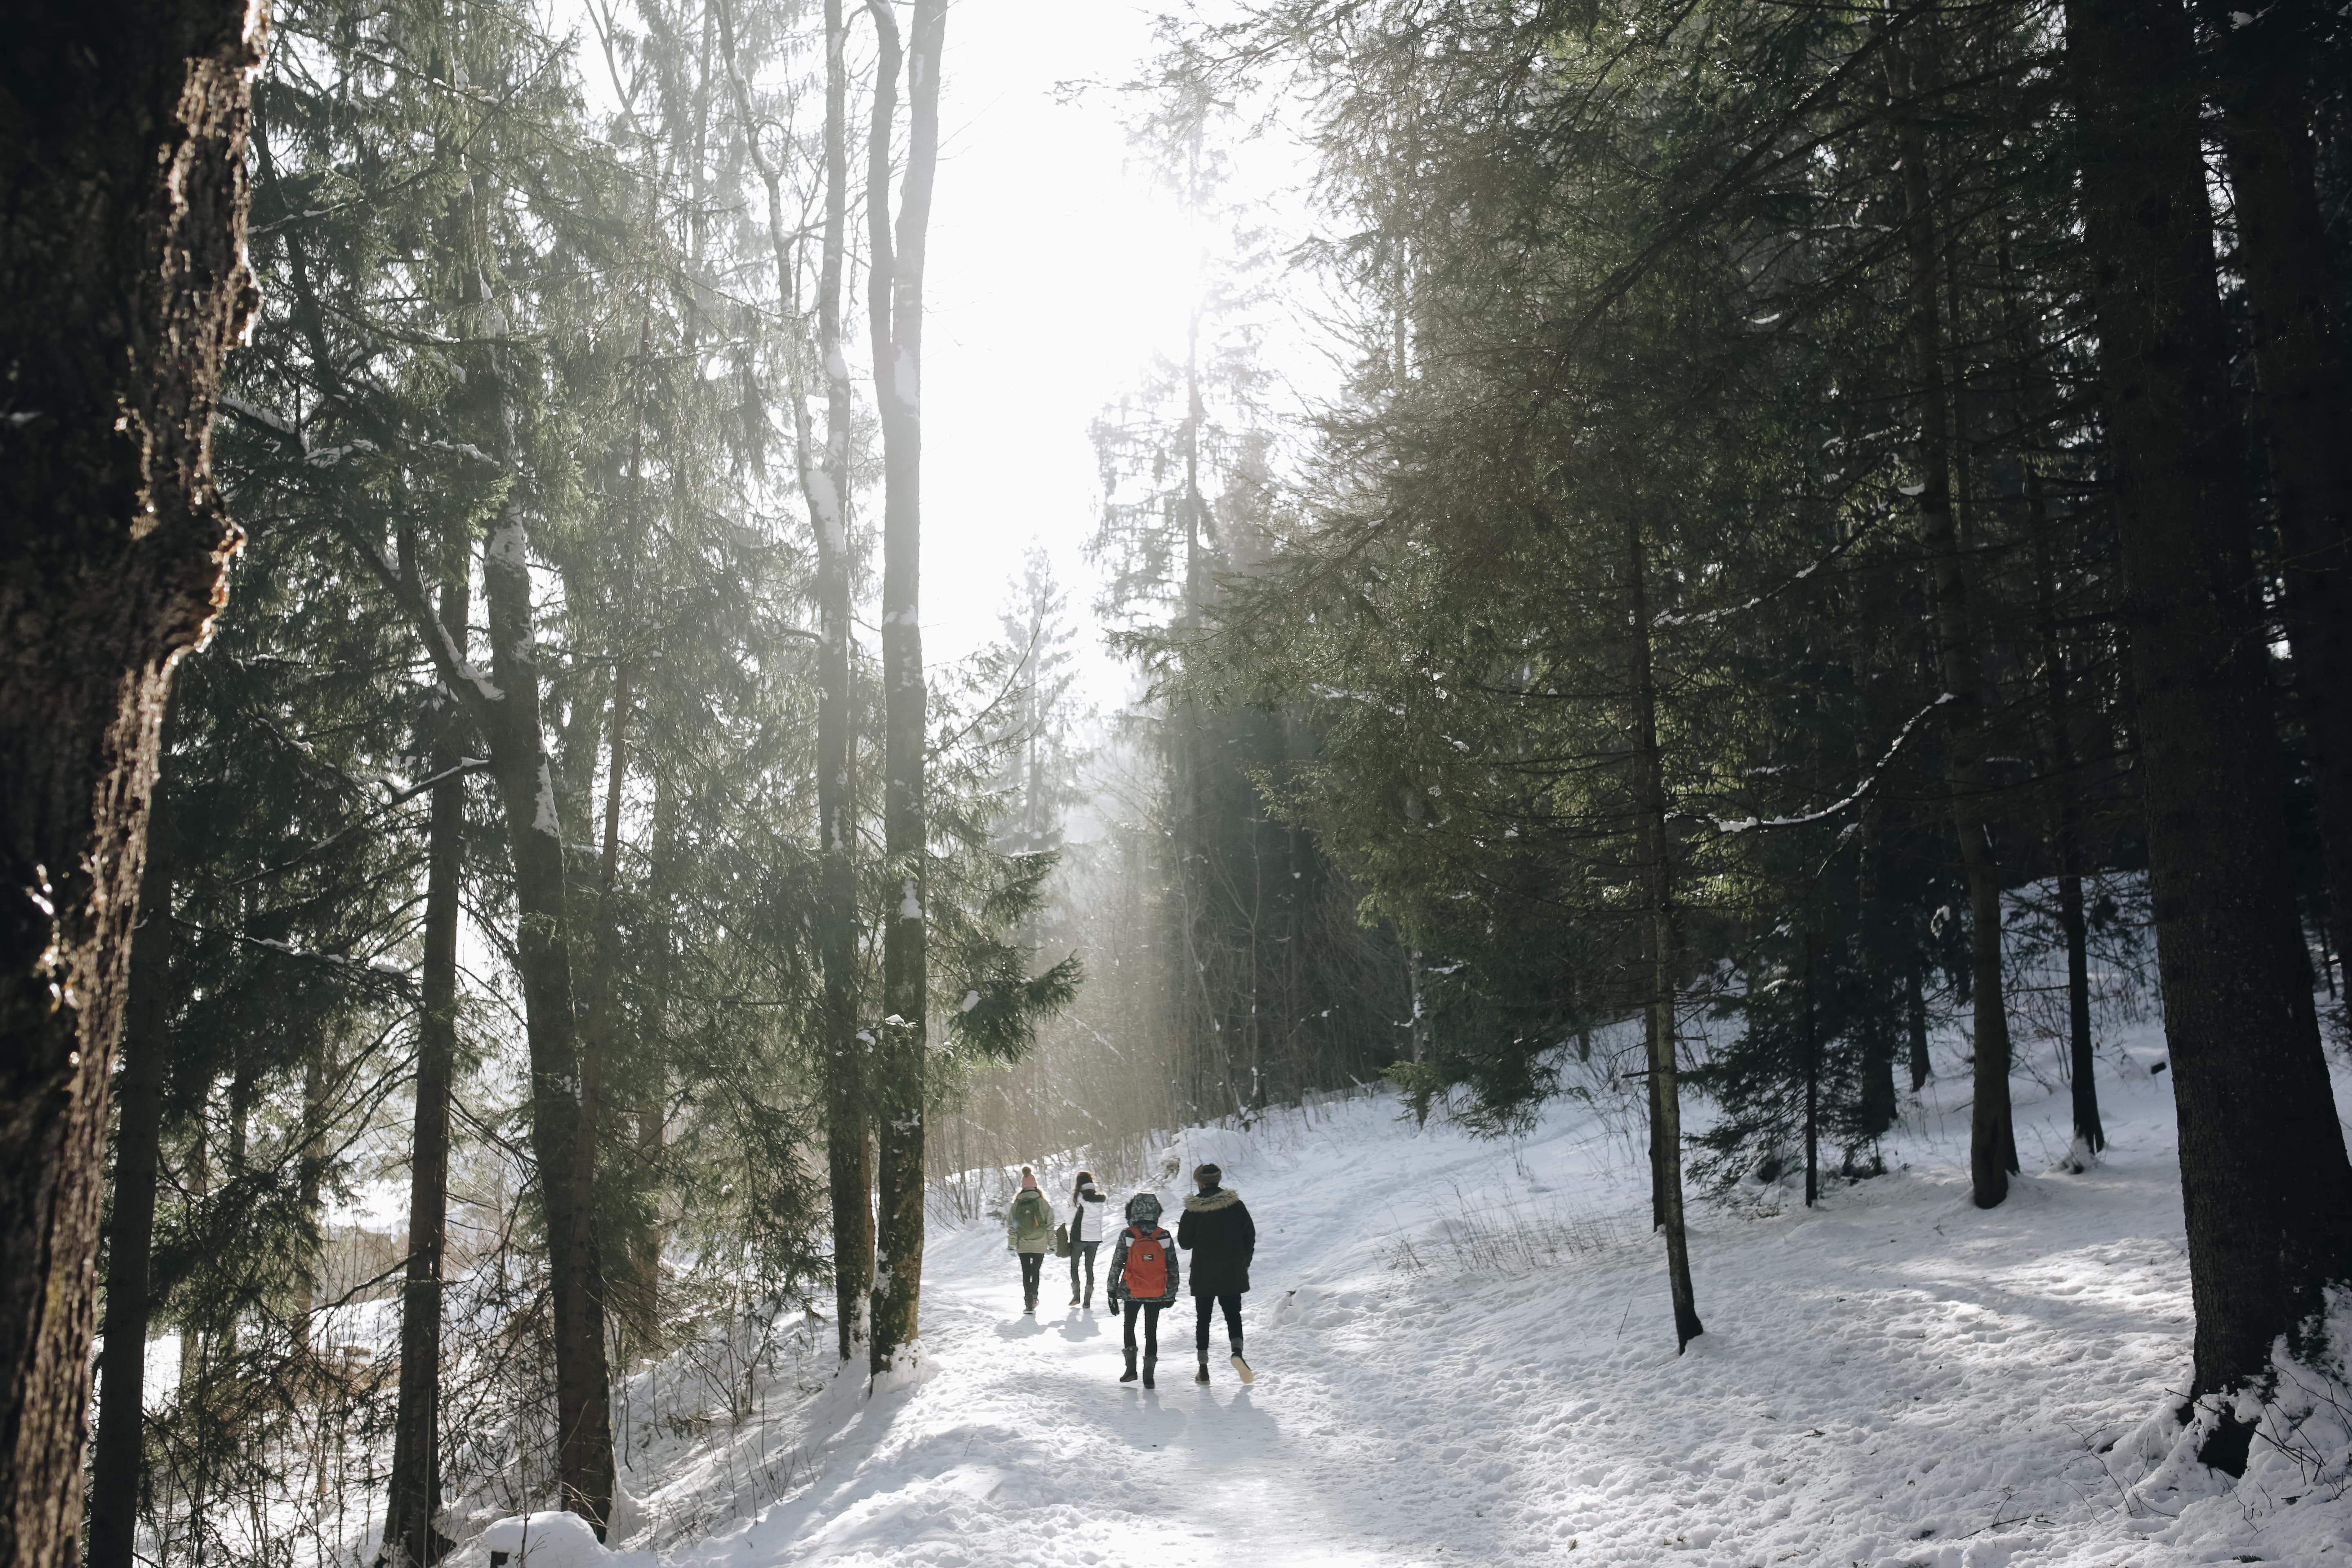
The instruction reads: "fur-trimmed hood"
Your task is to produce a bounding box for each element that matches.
[1183,1185,1242,1214]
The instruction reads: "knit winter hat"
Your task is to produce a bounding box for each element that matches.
[1020,1167,1038,1190]
[1124,1192,1164,1226]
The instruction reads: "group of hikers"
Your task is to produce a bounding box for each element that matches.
[1005,1161,1256,1391]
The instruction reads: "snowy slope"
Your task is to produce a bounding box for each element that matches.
[479,1021,2352,1568]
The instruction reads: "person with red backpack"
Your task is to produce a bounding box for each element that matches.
[1105,1192,1179,1388]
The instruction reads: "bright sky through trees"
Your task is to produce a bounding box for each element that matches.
[922,0,1328,702]
[922,0,1180,701]
[565,0,1294,705]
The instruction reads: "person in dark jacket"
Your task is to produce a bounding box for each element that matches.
[1106,1192,1179,1387]
[1068,1171,1109,1308]
[1176,1162,1256,1384]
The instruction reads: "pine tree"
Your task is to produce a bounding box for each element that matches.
[2070,0,2352,1410]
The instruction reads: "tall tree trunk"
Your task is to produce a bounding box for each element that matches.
[582,659,631,1200]
[297,78,619,1535]
[2070,0,2352,1400]
[630,766,676,1347]
[0,8,259,1564]
[1995,213,2106,1160]
[566,366,639,1209]
[865,0,947,1381]
[176,1121,207,1403]
[1626,510,1702,1353]
[86,787,176,1568]
[2033,512,2103,1158]
[2201,0,2352,984]
[722,0,871,1366]
[321,184,615,1543]
[1882,9,2016,1207]
[1906,962,1931,1091]
[296,1049,327,1364]
[1802,932,1820,1208]
[1851,581,1900,1138]
[383,579,468,1568]
[813,0,870,1371]
[176,1116,208,1565]
[479,506,612,1533]
[452,172,613,1526]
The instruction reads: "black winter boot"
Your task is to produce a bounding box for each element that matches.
[1143,1355,1157,1390]
[1229,1349,1254,1384]
[1194,1356,1210,1384]
[1119,1348,1138,1383]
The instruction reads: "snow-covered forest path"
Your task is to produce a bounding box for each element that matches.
[577,1018,2352,1568]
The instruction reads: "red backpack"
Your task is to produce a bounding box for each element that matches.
[1122,1225,1169,1299]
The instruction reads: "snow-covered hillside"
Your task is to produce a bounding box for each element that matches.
[472,1022,2352,1568]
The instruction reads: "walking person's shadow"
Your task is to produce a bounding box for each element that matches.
[1195,1385,1282,1459]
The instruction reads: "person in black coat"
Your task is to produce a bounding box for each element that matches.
[1175,1161,1256,1384]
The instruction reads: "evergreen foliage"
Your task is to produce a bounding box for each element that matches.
[85,0,1078,1557]
[44,0,2352,1557]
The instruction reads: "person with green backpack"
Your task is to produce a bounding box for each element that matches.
[1005,1167,1056,1314]
[1105,1192,1179,1388]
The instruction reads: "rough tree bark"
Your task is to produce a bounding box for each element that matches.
[0,7,261,1565]
[1626,510,1703,1353]
[865,0,947,1381]
[2201,0,2352,983]
[85,785,176,1568]
[382,579,468,1568]
[1882,8,2017,1207]
[2070,0,2352,1402]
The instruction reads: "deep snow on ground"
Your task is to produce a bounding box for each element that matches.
[478,1018,2352,1568]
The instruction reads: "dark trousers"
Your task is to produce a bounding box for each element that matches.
[1195,1291,1244,1356]
[1122,1299,1162,1357]
[1018,1251,1044,1306]
[1069,1239,1100,1300]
